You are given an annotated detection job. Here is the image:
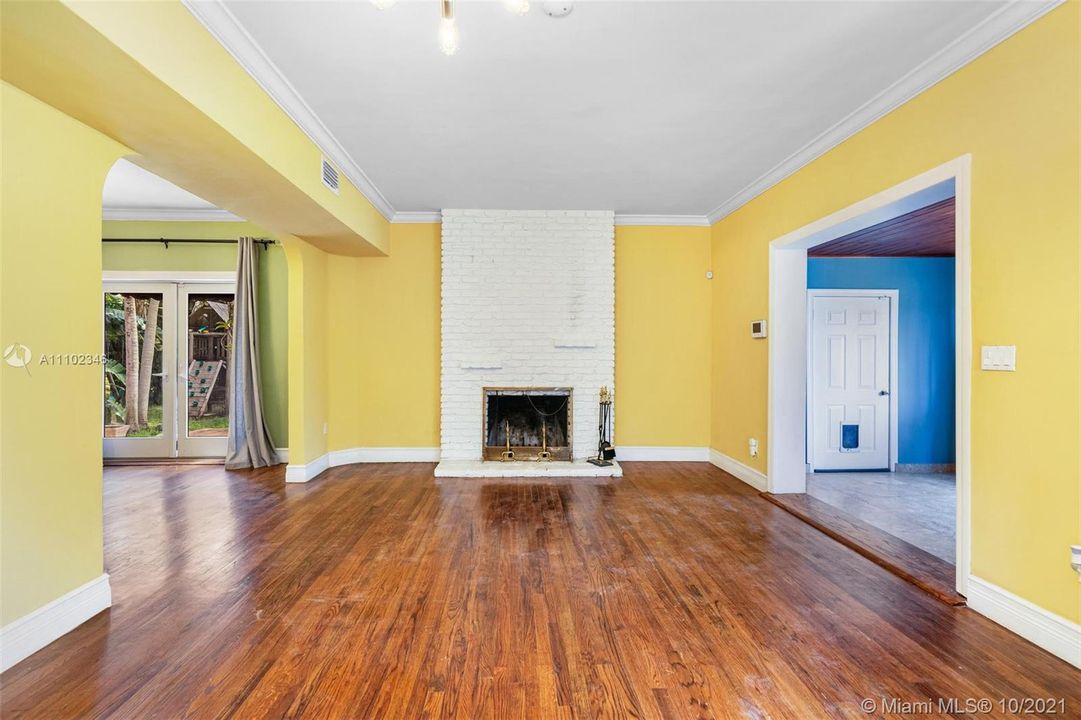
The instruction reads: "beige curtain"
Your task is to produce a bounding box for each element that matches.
[225,237,279,469]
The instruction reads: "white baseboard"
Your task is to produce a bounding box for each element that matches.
[709,449,768,491]
[330,447,441,465]
[0,574,111,673]
[285,447,441,483]
[966,576,1081,669]
[274,447,289,464]
[284,452,330,483]
[616,446,710,462]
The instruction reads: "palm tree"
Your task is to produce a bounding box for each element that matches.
[136,297,160,427]
[122,295,141,431]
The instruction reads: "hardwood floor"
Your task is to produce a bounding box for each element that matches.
[2,462,1078,719]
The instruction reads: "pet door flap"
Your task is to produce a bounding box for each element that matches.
[840,423,859,452]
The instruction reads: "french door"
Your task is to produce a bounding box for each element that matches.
[103,280,236,459]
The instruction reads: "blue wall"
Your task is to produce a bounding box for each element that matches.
[808,257,955,464]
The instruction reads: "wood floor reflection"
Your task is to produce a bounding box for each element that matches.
[1,462,1077,719]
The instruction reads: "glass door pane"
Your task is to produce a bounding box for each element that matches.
[103,283,176,458]
[178,284,235,457]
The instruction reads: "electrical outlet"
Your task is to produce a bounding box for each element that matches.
[323,422,328,435]
[1071,545,1081,582]
[749,438,759,458]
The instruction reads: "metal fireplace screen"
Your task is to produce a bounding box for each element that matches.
[482,388,572,461]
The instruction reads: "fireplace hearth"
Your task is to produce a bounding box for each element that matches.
[483,388,571,461]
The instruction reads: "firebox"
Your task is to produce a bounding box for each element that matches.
[482,388,572,461]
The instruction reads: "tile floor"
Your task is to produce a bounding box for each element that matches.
[806,471,956,562]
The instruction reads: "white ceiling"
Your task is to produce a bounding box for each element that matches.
[103,159,239,221]
[213,0,1013,219]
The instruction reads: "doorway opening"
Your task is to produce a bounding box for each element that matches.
[99,159,289,463]
[766,157,970,602]
[100,158,246,462]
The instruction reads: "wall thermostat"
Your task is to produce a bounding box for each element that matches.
[751,320,767,338]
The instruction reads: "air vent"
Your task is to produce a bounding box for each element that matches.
[321,157,340,194]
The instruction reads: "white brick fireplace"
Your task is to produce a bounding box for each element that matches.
[437,209,617,474]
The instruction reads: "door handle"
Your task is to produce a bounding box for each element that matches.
[878,390,889,396]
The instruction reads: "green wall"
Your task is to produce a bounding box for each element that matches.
[101,220,288,446]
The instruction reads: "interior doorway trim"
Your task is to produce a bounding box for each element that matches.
[806,289,900,472]
[767,155,971,595]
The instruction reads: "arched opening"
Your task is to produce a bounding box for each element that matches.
[98,159,289,462]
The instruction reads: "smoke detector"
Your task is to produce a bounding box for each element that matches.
[541,1,573,18]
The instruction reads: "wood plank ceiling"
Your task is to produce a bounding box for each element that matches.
[810,197,955,257]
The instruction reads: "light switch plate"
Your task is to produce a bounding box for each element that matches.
[981,345,1016,371]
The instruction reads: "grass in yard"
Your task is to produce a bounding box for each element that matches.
[189,414,229,432]
[117,406,229,436]
[127,404,163,438]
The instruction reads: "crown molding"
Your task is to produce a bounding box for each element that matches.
[103,207,244,222]
[389,212,712,226]
[392,211,443,224]
[615,214,710,227]
[705,0,1063,224]
[181,0,397,221]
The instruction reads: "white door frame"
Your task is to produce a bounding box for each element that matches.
[768,155,971,595]
[806,289,899,472]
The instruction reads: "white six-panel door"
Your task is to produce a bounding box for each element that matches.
[809,293,892,471]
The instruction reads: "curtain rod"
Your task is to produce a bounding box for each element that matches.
[101,238,276,250]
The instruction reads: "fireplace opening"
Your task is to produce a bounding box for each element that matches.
[483,388,572,461]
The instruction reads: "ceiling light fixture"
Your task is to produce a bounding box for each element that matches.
[438,0,460,56]
[374,0,539,56]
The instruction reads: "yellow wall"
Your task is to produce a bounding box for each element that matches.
[710,3,1080,621]
[100,221,290,445]
[615,226,712,447]
[282,236,330,466]
[0,83,128,624]
[318,223,713,453]
[326,224,442,450]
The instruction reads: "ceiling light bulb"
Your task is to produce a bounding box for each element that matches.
[439,0,459,56]
[502,0,530,15]
[439,17,460,55]
[370,0,397,9]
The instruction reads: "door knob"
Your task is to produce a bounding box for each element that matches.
[878,390,889,396]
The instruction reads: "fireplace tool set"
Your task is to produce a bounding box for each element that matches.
[588,386,616,467]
